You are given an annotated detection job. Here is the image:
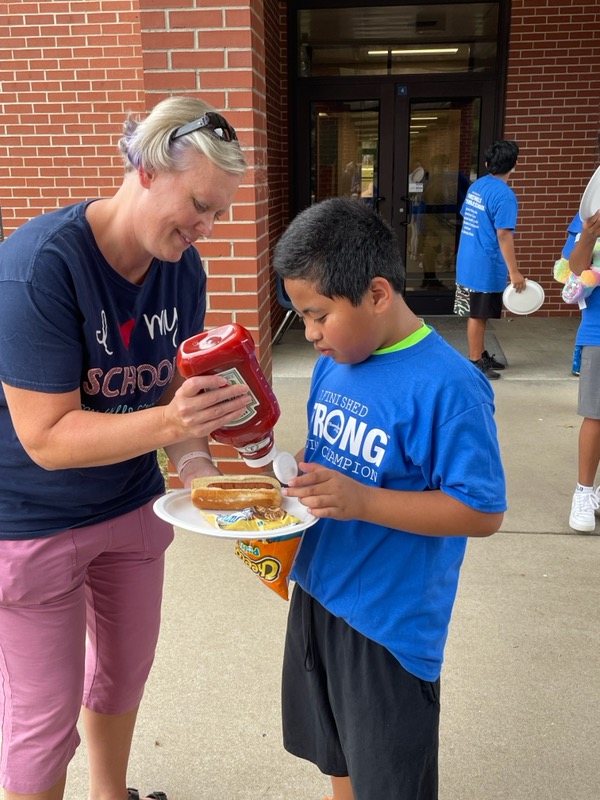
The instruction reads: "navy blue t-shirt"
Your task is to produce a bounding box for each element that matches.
[0,201,206,538]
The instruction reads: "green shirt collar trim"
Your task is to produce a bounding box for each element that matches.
[374,322,432,354]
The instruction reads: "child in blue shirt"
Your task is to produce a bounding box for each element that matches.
[562,209,600,531]
[273,196,506,800]
[454,140,525,380]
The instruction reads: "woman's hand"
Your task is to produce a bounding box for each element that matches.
[164,374,251,441]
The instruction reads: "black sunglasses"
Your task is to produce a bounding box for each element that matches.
[169,112,238,143]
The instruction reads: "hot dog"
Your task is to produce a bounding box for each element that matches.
[191,475,283,511]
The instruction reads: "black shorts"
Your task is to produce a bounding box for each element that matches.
[454,283,503,319]
[282,586,440,800]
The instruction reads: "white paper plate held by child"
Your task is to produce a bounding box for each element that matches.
[580,166,600,222]
[502,279,545,315]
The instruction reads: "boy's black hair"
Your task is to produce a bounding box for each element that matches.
[273,196,405,306]
[484,140,519,175]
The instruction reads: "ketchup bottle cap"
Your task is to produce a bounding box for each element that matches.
[241,446,276,468]
[272,451,299,485]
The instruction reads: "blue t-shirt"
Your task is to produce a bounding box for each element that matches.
[561,213,582,259]
[562,213,600,346]
[292,329,506,681]
[0,201,206,538]
[456,174,518,292]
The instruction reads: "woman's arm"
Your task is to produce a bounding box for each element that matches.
[3,373,250,471]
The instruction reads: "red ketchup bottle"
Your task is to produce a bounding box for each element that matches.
[177,323,282,468]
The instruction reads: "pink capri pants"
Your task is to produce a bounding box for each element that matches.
[0,499,174,794]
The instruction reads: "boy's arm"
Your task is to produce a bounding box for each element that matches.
[284,462,502,538]
[568,211,600,275]
[497,228,526,291]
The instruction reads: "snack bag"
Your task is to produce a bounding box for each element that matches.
[234,533,303,600]
[203,505,301,534]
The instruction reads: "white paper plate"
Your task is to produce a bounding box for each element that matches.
[153,489,317,540]
[502,280,545,315]
[580,166,600,222]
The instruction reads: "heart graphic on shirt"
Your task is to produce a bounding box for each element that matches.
[119,319,136,349]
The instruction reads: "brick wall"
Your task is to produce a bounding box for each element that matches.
[137,0,279,478]
[0,0,281,480]
[504,0,600,317]
[2,2,600,352]
[1,0,276,359]
[0,1,145,226]
[264,0,289,334]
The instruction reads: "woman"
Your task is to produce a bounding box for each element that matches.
[0,96,247,800]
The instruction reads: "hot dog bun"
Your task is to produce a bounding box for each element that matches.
[191,475,283,511]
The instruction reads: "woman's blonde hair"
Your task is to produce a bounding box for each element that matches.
[118,96,246,176]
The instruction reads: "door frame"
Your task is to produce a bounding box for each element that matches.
[293,79,498,313]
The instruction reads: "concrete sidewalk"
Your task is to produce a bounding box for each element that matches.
[64,317,600,800]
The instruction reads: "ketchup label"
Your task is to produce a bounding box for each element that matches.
[236,436,273,456]
[217,366,258,427]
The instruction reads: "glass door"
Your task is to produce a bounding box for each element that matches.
[294,83,395,223]
[295,82,494,314]
[290,0,509,315]
[394,94,487,314]
[310,100,380,207]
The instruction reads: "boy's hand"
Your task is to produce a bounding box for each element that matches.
[509,270,526,292]
[582,209,600,238]
[282,462,368,520]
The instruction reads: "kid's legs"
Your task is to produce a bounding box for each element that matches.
[569,347,600,532]
[282,587,439,800]
[467,317,487,362]
[454,286,503,379]
[569,416,600,532]
[327,776,355,800]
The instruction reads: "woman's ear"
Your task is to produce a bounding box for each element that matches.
[138,165,154,188]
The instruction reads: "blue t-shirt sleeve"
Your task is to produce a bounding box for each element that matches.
[430,402,506,513]
[561,213,583,259]
[492,190,518,231]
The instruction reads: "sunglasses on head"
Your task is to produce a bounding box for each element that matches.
[169,112,238,143]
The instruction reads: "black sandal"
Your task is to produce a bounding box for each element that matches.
[128,790,168,800]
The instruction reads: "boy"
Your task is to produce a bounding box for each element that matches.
[273,196,506,800]
[561,208,600,531]
[454,139,525,380]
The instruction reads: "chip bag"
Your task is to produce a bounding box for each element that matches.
[234,533,303,600]
[203,505,301,534]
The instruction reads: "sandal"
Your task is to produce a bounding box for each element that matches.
[128,790,168,800]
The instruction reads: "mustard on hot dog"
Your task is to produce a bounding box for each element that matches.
[191,475,283,511]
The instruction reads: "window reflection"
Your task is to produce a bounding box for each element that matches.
[311,102,379,206]
[298,3,499,77]
[406,99,480,292]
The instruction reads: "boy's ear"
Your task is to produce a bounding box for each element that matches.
[369,277,394,313]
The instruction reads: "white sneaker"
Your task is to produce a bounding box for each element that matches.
[595,486,600,516]
[569,489,599,532]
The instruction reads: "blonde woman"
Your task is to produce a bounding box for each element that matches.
[0,97,247,800]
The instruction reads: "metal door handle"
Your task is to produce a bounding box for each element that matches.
[399,195,412,226]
